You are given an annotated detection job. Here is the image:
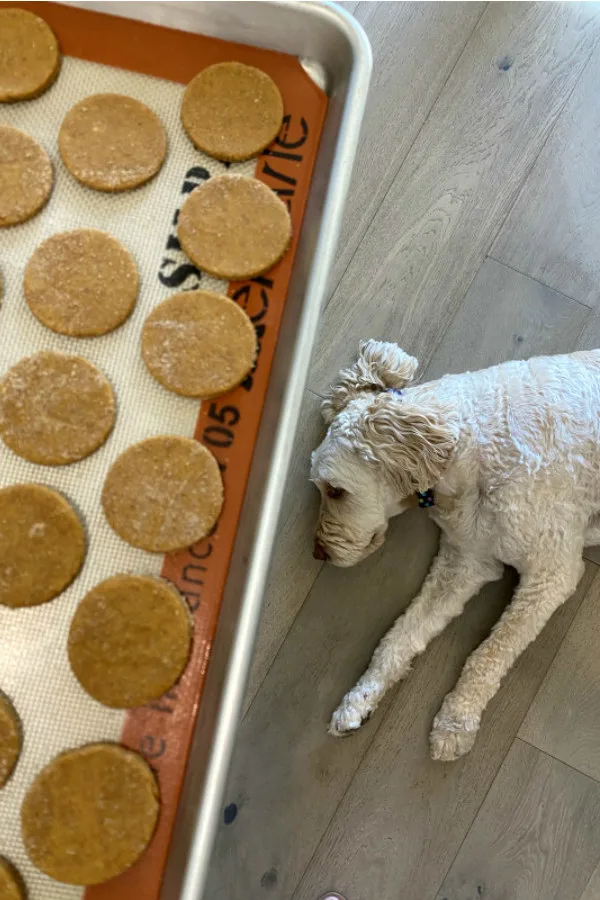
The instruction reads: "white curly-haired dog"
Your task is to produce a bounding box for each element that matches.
[311,341,600,761]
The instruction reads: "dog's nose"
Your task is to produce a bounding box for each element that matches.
[313,540,329,561]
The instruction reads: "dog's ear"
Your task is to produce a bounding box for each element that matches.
[321,340,418,425]
[357,393,457,493]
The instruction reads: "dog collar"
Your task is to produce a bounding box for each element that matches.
[386,388,435,508]
[416,489,435,508]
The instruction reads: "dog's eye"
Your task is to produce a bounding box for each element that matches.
[326,484,345,500]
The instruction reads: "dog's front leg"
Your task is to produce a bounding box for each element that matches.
[430,556,585,762]
[329,540,501,737]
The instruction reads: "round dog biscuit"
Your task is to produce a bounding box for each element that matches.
[0,484,85,609]
[0,126,53,226]
[102,436,223,553]
[69,575,192,709]
[0,351,115,465]
[59,94,167,192]
[0,858,25,900]
[25,229,139,337]
[178,174,291,280]
[142,290,257,398]
[0,694,21,788]
[21,743,159,885]
[182,61,283,161]
[0,8,60,102]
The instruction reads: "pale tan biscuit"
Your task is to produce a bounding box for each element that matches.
[59,94,167,192]
[102,435,223,553]
[0,483,85,609]
[0,351,115,466]
[0,857,26,900]
[0,125,53,227]
[178,174,291,280]
[0,693,21,788]
[69,575,192,709]
[182,61,283,161]
[0,8,60,102]
[142,290,257,398]
[25,229,139,337]
[21,743,159,885]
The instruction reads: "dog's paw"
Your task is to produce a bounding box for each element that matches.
[329,693,371,737]
[429,710,479,762]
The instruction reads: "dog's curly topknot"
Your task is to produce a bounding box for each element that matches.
[321,340,419,424]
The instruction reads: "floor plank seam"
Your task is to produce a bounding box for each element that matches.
[428,569,598,899]
[420,248,596,383]
[290,698,400,900]
[422,29,600,381]
[242,562,324,721]
[322,1,490,314]
[420,255,488,377]
[210,10,600,895]
[428,743,517,900]
[516,735,600,786]
[486,256,597,312]
[486,30,600,260]
[517,561,600,734]
[579,861,600,900]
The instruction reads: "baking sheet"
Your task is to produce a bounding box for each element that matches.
[0,53,251,900]
[0,8,327,896]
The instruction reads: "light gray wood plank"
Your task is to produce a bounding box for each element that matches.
[326,1,486,299]
[584,546,600,566]
[580,863,600,900]
[291,251,597,900]
[337,0,361,14]
[492,44,600,308]
[520,572,600,782]
[243,390,324,713]
[206,509,442,900]
[423,258,590,382]
[584,545,600,566]
[309,3,600,397]
[435,739,600,900]
[295,566,596,900]
[576,311,600,352]
[574,320,600,563]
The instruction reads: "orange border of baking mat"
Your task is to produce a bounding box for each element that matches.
[2,3,327,898]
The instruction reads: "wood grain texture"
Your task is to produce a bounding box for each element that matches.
[574,318,600,563]
[309,3,600,397]
[206,510,442,900]
[492,44,600,308]
[243,390,324,713]
[435,739,600,900]
[295,566,596,900]
[576,310,600,352]
[580,863,600,900]
[337,1,361,13]
[584,542,600,566]
[423,258,590,382]
[206,5,600,899]
[326,1,486,300]
[520,572,600,781]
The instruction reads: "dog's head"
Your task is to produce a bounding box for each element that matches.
[310,340,457,567]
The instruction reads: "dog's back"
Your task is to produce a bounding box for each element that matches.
[413,349,600,502]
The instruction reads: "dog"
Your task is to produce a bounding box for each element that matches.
[311,341,600,761]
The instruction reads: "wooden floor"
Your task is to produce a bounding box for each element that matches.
[206,4,600,898]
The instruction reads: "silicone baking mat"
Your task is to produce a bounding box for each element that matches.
[0,4,326,898]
